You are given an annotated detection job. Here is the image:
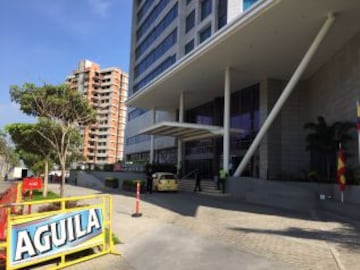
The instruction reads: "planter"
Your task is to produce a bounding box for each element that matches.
[105,177,119,188]
[122,180,146,193]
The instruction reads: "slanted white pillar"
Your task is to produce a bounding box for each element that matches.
[234,13,335,177]
[177,92,184,173]
[150,108,156,164]
[223,67,231,173]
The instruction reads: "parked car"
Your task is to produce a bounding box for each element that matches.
[152,172,178,192]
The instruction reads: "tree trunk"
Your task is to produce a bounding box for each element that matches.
[60,162,66,198]
[43,160,49,197]
[0,156,4,178]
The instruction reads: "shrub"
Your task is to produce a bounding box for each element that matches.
[122,179,146,193]
[145,163,177,174]
[104,177,119,188]
[103,164,114,171]
[105,228,121,245]
[24,190,59,201]
[38,201,88,212]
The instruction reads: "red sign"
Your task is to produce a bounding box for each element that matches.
[22,177,43,192]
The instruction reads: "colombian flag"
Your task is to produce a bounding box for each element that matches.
[357,101,360,132]
[337,144,346,191]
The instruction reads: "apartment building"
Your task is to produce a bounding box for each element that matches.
[126,0,360,180]
[67,60,128,167]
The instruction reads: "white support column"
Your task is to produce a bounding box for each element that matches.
[177,92,184,173]
[150,108,156,164]
[234,13,335,177]
[223,67,231,173]
[179,92,184,123]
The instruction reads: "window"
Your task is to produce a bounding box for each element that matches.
[243,0,258,11]
[217,0,227,29]
[126,134,151,145]
[185,39,194,54]
[133,55,176,92]
[186,0,192,5]
[199,25,211,43]
[137,0,155,22]
[135,3,178,60]
[137,0,171,40]
[128,108,148,121]
[185,10,195,33]
[200,0,212,21]
[134,29,177,78]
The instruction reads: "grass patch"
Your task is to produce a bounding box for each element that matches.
[24,190,59,201]
[105,228,121,244]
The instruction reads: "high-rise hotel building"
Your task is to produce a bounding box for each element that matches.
[67,60,128,167]
[125,0,258,169]
[126,0,360,180]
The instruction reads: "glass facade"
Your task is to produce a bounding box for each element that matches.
[199,25,211,43]
[126,134,151,145]
[137,0,171,40]
[185,10,195,33]
[127,108,148,121]
[135,3,178,60]
[184,84,260,178]
[243,0,258,11]
[185,39,195,55]
[229,84,259,154]
[134,29,177,78]
[217,0,227,29]
[133,54,176,92]
[200,0,212,21]
[137,0,155,23]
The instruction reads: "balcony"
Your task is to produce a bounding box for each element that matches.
[96,152,108,158]
[97,145,108,150]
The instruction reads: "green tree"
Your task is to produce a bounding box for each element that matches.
[304,116,354,181]
[6,123,57,196]
[10,83,96,197]
[0,131,19,177]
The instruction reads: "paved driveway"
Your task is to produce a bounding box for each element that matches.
[48,184,360,270]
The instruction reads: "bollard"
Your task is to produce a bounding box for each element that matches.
[132,181,142,218]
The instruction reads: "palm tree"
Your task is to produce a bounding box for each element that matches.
[304,116,354,181]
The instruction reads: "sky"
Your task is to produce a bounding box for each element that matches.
[0,0,132,130]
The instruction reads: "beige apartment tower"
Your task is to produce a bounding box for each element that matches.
[67,60,128,167]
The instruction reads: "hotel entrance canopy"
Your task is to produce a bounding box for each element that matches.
[139,121,244,142]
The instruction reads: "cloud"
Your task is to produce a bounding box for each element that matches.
[87,0,112,17]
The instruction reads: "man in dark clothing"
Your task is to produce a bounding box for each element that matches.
[194,170,202,192]
[146,171,153,194]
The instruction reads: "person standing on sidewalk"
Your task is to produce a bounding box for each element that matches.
[218,168,227,193]
[146,170,153,194]
[194,170,202,192]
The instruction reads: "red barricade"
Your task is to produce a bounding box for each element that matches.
[0,183,22,240]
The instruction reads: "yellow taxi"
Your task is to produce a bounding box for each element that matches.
[152,172,179,192]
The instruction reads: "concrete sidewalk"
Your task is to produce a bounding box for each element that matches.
[44,184,360,270]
